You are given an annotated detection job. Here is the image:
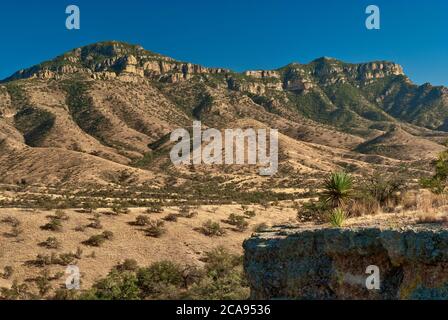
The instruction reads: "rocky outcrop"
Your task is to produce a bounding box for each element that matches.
[244,70,280,79]
[244,225,448,300]
[3,42,230,83]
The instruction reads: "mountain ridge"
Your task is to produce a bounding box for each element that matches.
[4,41,446,131]
[0,41,447,187]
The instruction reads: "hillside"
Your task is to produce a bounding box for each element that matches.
[0,41,447,188]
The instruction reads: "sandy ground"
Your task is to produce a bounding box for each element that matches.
[0,204,297,292]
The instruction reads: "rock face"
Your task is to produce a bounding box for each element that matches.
[243,226,448,300]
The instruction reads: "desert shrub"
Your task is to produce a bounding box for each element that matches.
[0,280,31,300]
[2,266,13,279]
[33,254,53,267]
[297,199,329,223]
[115,259,139,272]
[178,206,198,218]
[179,205,191,216]
[202,247,241,278]
[82,201,98,213]
[1,216,20,227]
[253,223,269,232]
[39,237,61,249]
[41,217,63,232]
[52,288,79,300]
[83,231,113,247]
[328,208,346,228]
[112,205,130,215]
[200,220,225,237]
[226,214,248,232]
[184,271,249,300]
[102,230,114,240]
[54,210,69,221]
[163,213,178,222]
[145,220,166,238]
[137,261,183,298]
[87,218,103,230]
[56,253,77,266]
[80,270,140,300]
[83,235,105,247]
[134,215,150,226]
[360,172,405,205]
[185,247,248,299]
[321,172,353,208]
[243,210,256,218]
[72,247,248,300]
[421,150,448,194]
[145,202,163,214]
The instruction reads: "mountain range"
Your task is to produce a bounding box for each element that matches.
[0,41,447,188]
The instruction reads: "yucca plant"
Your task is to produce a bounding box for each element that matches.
[328,208,346,228]
[321,172,353,208]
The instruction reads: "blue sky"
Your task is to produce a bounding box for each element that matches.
[0,0,446,85]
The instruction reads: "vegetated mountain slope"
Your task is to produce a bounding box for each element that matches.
[0,41,446,187]
[355,125,445,160]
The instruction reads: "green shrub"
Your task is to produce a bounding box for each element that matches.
[361,172,405,205]
[57,253,77,266]
[145,220,166,238]
[41,217,63,232]
[200,220,225,237]
[87,217,103,229]
[297,199,329,223]
[421,150,448,194]
[71,247,249,300]
[115,259,139,272]
[83,231,113,247]
[0,280,31,300]
[185,247,248,299]
[145,203,163,214]
[102,230,114,240]
[112,205,130,215]
[39,237,61,249]
[184,270,249,300]
[80,270,140,300]
[35,269,52,297]
[134,215,150,226]
[163,213,178,222]
[178,206,198,218]
[243,210,256,218]
[328,208,346,227]
[226,214,248,232]
[203,246,241,279]
[137,261,183,298]
[322,172,353,208]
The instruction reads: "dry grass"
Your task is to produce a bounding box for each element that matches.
[416,213,448,224]
[403,190,448,214]
[0,204,296,292]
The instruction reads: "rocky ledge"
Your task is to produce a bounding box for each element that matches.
[243,225,448,300]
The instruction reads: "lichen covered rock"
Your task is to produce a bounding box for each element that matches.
[243,225,448,299]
